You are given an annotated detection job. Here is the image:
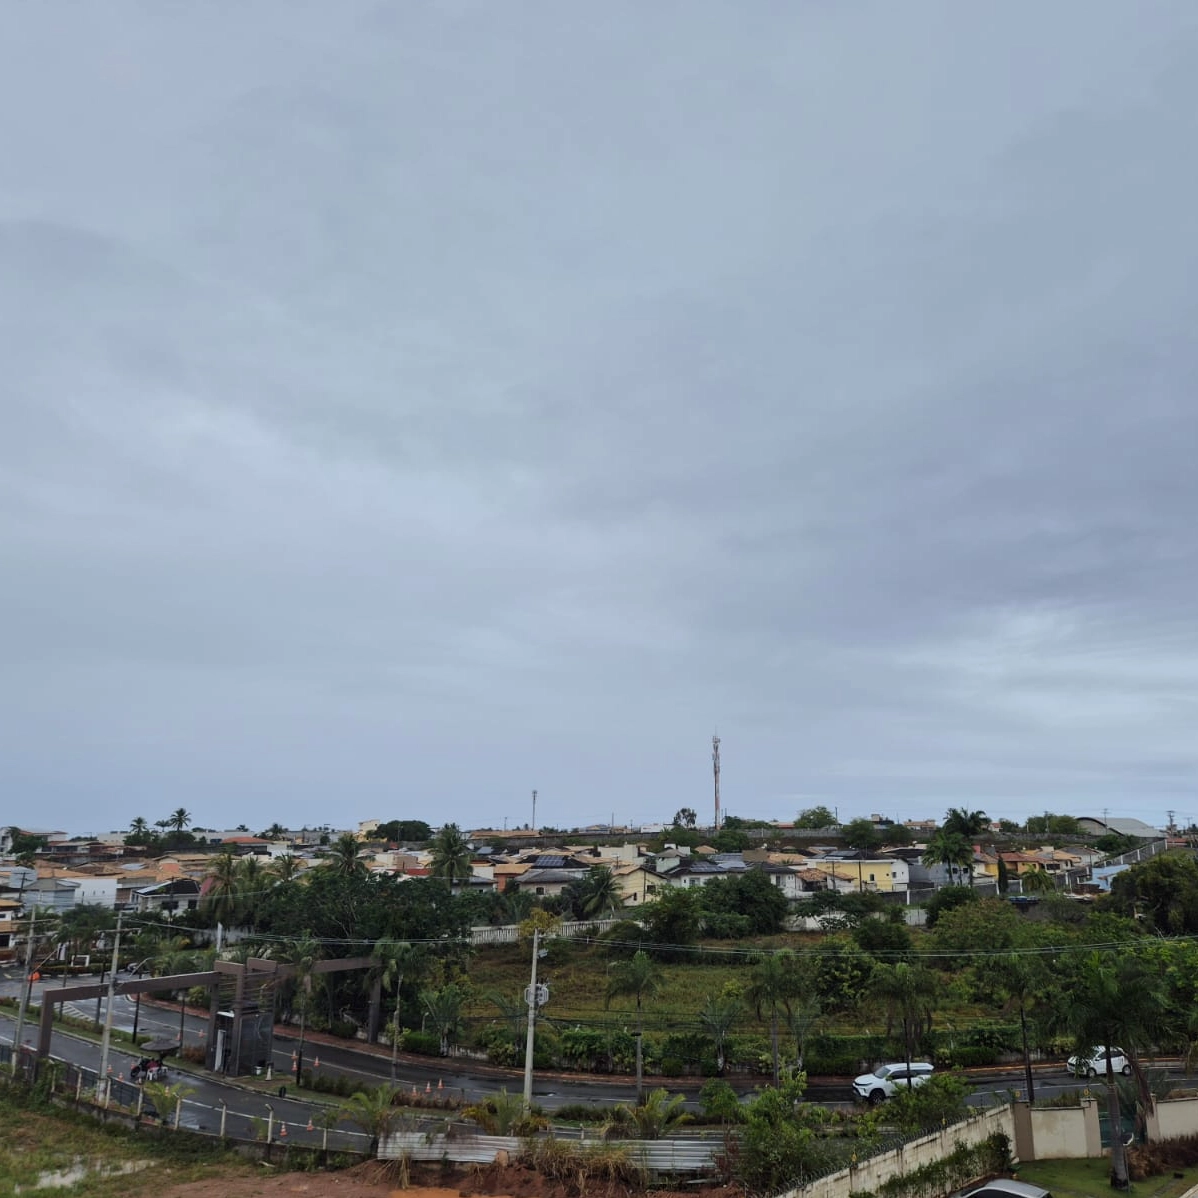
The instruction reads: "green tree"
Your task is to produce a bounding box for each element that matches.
[429,823,474,883]
[326,832,367,877]
[942,808,989,838]
[270,854,303,884]
[841,818,881,853]
[282,931,321,1085]
[672,807,698,829]
[922,829,974,886]
[979,953,1053,1102]
[605,949,660,1103]
[421,983,465,1056]
[337,1084,406,1154]
[745,950,798,1083]
[1058,952,1168,1190]
[201,852,241,926]
[794,806,835,830]
[698,991,740,1074]
[1107,853,1198,934]
[640,887,702,953]
[565,866,625,920]
[608,1088,691,1139]
[872,962,939,1075]
[1020,863,1057,895]
[735,1075,831,1193]
[126,816,152,846]
[924,884,979,931]
[168,807,191,835]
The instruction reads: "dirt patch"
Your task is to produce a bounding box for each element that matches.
[150,1160,738,1198]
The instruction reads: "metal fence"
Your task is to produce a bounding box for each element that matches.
[379,1130,721,1174]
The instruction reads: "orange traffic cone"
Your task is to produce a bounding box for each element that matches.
[425,1081,431,1093]
[437,1078,443,1091]
[307,1117,314,1132]
[313,1056,320,1069]
[117,1073,123,1082]
[411,1085,418,1098]
[280,1122,288,1138]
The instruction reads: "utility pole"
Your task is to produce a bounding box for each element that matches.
[712,734,721,830]
[522,928,540,1109]
[10,908,38,1077]
[97,911,123,1099]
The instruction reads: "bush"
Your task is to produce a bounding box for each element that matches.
[399,1029,441,1056]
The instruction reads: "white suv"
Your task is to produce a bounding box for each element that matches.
[1067,1046,1131,1078]
[853,1061,934,1103]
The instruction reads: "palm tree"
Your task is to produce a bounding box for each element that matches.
[942,808,989,838]
[337,1085,406,1155]
[271,854,303,884]
[326,832,366,877]
[261,822,288,840]
[127,816,151,844]
[745,951,797,1083]
[372,941,423,1076]
[872,962,939,1079]
[788,992,825,1074]
[202,852,241,926]
[421,983,464,1056]
[1059,952,1168,1190]
[573,866,625,919]
[429,823,474,883]
[983,953,1052,1102]
[922,829,974,886]
[1020,863,1057,895]
[698,992,740,1075]
[282,931,321,1086]
[609,1088,692,1139]
[605,949,660,1104]
[168,808,191,835]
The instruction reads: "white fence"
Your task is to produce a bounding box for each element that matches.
[468,919,624,946]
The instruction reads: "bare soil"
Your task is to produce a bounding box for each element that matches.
[150,1161,737,1198]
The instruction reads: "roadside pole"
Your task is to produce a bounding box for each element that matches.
[522,928,539,1108]
[10,909,37,1077]
[97,911,123,1099]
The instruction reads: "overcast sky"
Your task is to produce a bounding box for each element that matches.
[2,3,1196,837]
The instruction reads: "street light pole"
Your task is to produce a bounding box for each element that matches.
[97,911,123,1098]
[522,928,540,1109]
[11,908,37,1077]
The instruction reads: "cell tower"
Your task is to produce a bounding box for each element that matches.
[712,734,721,830]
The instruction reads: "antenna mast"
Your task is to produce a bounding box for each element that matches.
[712,735,721,830]
[532,789,538,833]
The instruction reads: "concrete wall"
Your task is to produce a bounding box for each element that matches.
[787,1105,1015,1198]
[1148,1096,1198,1142]
[1015,1100,1101,1160]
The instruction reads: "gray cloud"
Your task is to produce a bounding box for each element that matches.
[2,2,1197,833]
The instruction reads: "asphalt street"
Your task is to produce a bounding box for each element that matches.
[1,967,1174,1126]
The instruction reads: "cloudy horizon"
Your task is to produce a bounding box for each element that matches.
[2,2,1197,836]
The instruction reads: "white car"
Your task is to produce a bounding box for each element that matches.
[853,1061,934,1103]
[1067,1046,1131,1078]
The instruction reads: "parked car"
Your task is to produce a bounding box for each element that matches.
[958,1180,1052,1198]
[852,1061,934,1103]
[1066,1046,1131,1077]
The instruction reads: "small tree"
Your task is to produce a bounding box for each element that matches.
[605,950,660,1103]
[421,983,464,1056]
[337,1085,406,1154]
[698,992,740,1074]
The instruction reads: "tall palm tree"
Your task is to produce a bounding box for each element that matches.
[283,931,321,1086]
[372,942,423,1076]
[605,949,660,1104]
[942,808,989,838]
[746,951,800,1083]
[235,854,265,912]
[922,829,974,886]
[168,808,191,835]
[202,852,241,927]
[128,816,151,843]
[1059,952,1168,1191]
[429,823,474,883]
[982,953,1052,1103]
[872,961,939,1078]
[326,832,366,877]
[698,992,740,1075]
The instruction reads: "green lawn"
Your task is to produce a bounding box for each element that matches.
[1015,1158,1194,1198]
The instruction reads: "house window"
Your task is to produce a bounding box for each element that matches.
[536,887,545,896]
[869,873,875,883]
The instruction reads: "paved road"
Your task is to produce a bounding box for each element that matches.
[3,968,1179,1116]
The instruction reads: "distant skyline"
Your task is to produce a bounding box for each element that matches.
[2,3,1197,834]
